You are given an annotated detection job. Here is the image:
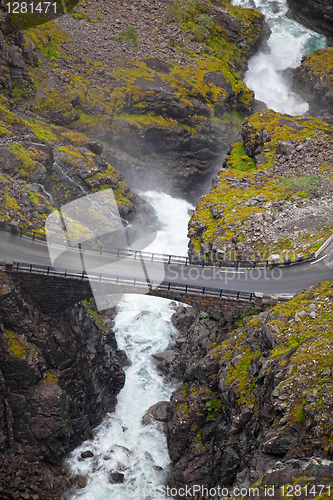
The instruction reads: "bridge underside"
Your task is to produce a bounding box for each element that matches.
[8,270,267,322]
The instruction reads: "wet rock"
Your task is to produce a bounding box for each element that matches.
[286,0,333,40]
[152,351,176,373]
[108,471,124,483]
[80,450,94,459]
[142,401,171,425]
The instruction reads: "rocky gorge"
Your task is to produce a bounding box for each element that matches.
[0,0,332,498]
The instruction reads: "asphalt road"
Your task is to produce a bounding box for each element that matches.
[1,230,333,296]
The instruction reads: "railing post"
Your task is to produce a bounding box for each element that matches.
[135,251,137,260]
[151,253,154,261]
[168,255,171,264]
[117,249,120,257]
[237,291,240,299]
[5,260,14,272]
[168,282,170,290]
[47,267,50,274]
[202,287,205,295]
[30,264,32,272]
[185,284,188,293]
[81,271,84,279]
[33,232,35,240]
[219,289,222,297]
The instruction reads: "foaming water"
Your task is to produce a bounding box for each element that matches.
[66,192,191,499]
[141,191,194,256]
[231,0,327,115]
[66,296,178,500]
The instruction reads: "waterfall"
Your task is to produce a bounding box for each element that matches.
[66,193,193,499]
[232,0,326,115]
[66,1,326,497]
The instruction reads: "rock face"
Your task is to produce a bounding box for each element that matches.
[0,271,126,498]
[188,110,333,262]
[0,4,37,95]
[293,48,333,119]
[287,0,333,43]
[165,282,333,497]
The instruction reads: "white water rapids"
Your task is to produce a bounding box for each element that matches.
[66,1,327,498]
[66,192,193,500]
[231,0,326,115]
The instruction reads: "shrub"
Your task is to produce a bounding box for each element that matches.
[275,173,322,200]
[113,25,139,46]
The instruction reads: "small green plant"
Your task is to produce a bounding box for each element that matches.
[205,399,222,419]
[275,173,322,200]
[113,25,139,46]
[166,0,198,23]
[193,13,214,41]
[72,12,85,20]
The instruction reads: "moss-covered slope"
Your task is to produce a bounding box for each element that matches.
[188,110,333,262]
[293,47,333,118]
[5,0,269,198]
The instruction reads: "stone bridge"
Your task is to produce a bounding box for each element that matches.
[4,263,268,323]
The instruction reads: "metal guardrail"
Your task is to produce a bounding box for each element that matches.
[7,261,256,302]
[0,221,314,269]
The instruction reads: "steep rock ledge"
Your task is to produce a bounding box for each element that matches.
[0,271,126,498]
[165,282,333,498]
[293,47,333,120]
[287,0,333,44]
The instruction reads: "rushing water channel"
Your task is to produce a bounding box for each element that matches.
[66,193,193,499]
[67,2,327,498]
[232,0,326,115]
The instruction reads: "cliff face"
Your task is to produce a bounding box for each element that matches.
[0,270,126,498]
[293,48,333,120]
[165,282,333,498]
[5,0,269,200]
[287,0,333,44]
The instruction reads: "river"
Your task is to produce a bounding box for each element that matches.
[66,1,326,498]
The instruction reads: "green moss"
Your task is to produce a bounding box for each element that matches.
[28,120,58,143]
[44,372,59,383]
[82,300,103,326]
[25,21,69,61]
[205,399,223,420]
[5,330,28,358]
[117,113,178,129]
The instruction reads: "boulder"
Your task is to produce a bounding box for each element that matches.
[142,401,170,425]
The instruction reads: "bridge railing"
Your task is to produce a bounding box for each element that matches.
[0,221,314,269]
[8,261,257,302]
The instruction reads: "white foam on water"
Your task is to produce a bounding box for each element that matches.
[141,190,194,256]
[231,0,326,115]
[66,192,192,499]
